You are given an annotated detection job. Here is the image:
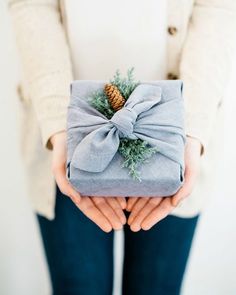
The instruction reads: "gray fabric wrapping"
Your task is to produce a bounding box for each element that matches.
[67,80,186,197]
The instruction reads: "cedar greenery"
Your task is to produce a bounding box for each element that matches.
[118,139,158,181]
[89,68,158,180]
[110,68,139,100]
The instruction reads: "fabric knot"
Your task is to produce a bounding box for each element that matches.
[109,107,137,139]
[67,83,186,174]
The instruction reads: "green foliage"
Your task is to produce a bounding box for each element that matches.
[110,67,140,100]
[118,139,158,181]
[89,68,158,179]
[89,90,115,119]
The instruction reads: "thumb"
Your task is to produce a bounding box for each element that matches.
[171,170,194,207]
[53,163,81,204]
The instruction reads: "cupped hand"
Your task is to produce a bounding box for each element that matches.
[126,136,202,232]
[50,131,127,232]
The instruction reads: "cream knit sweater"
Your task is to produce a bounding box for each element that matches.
[8,0,236,219]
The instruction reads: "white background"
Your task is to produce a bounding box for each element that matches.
[1,2,236,294]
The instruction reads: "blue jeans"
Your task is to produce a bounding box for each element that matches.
[37,186,199,295]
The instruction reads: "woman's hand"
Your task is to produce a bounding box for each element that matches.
[50,131,127,232]
[126,136,202,231]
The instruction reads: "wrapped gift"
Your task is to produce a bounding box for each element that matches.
[67,74,185,197]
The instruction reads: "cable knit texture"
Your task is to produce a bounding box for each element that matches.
[8,0,236,219]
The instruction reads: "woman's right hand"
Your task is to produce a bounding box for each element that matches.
[50,131,126,232]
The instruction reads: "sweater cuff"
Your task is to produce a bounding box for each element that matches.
[39,111,67,150]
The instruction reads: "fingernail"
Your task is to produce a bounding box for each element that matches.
[113,223,123,231]
[127,217,133,225]
[122,202,127,210]
[126,206,131,212]
[121,216,127,225]
[130,224,141,232]
[141,224,151,231]
[104,225,113,233]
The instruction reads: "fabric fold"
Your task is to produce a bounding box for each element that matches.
[67,83,185,173]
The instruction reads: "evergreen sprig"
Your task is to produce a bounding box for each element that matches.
[118,139,158,181]
[88,68,158,180]
[89,90,115,119]
[110,68,140,100]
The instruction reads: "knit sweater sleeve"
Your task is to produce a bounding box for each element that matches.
[8,0,73,149]
[179,0,236,154]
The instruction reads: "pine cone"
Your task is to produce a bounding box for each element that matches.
[104,83,125,111]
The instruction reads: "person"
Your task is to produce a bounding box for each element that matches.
[8,0,236,294]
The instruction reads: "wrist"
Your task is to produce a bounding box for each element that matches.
[50,131,66,149]
[186,135,203,156]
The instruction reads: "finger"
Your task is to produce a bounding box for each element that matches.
[116,197,127,210]
[92,197,123,230]
[141,197,174,230]
[128,197,150,225]
[130,197,163,232]
[78,196,113,232]
[53,164,81,203]
[126,197,139,212]
[106,198,126,224]
[171,169,194,207]
[171,186,188,207]
[53,165,112,232]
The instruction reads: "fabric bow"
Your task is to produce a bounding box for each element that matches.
[67,84,185,173]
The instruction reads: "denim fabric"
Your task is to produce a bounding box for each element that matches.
[67,80,185,197]
[37,186,199,295]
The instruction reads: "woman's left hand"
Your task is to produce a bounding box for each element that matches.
[126,136,202,232]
